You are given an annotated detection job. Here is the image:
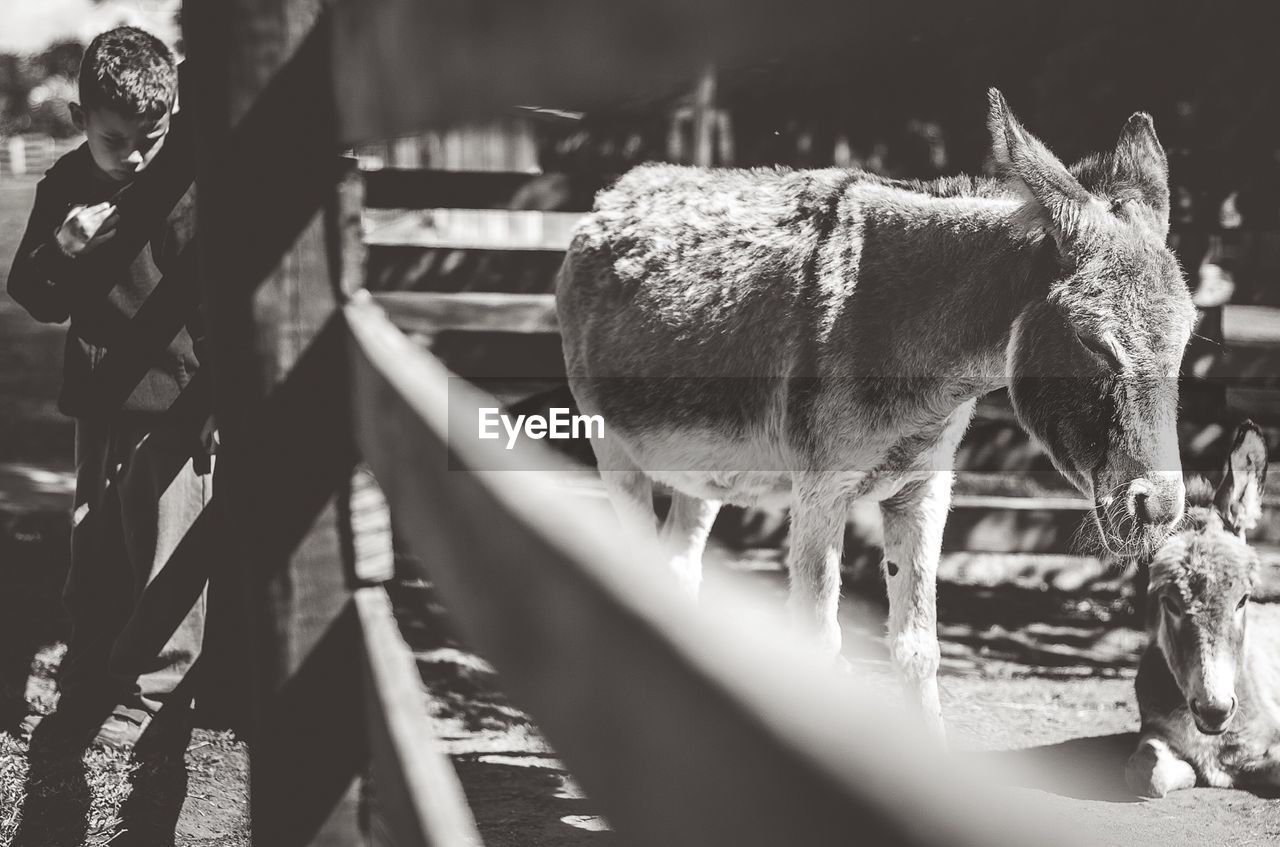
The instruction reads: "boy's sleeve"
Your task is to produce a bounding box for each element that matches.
[6,176,78,324]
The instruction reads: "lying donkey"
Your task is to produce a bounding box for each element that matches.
[557,89,1195,735]
[1127,421,1280,797]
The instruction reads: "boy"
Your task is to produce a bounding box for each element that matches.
[7,26,213,751]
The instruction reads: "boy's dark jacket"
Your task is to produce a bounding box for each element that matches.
[6,108,204,422]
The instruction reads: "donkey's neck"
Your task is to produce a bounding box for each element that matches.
[834,192,1052,402]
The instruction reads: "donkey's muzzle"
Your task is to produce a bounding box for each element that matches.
[1191,696,1237,735]
[1127,477,1184,530]
[1092,475,1183,555]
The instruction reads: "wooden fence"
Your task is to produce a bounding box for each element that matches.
[155,2,1280,846]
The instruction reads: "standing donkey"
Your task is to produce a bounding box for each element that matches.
[1127,421,1280,798]
[556,89,1196,735]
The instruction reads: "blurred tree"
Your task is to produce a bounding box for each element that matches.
[0,40,83,137]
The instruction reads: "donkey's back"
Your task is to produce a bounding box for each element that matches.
[560,164,863,381]
[560,162,1013,375]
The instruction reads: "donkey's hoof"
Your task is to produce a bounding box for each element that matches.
[1125,741,1194,798]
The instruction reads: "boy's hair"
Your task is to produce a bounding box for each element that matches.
[78,26,177,120]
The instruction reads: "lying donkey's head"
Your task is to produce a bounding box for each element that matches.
[1147,421,1268,735]
[989,90,1197,555]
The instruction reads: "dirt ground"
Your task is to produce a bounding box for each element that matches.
[392,544,1280,847]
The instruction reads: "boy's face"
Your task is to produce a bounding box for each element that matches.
[72,102,171,183]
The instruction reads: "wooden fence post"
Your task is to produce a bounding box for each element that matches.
[8,137,25,176]
[692,62,717,168]
[184,1,365,844]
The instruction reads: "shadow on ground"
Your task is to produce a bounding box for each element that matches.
[389,577,615,846]
[0,508,70,732]
[702,542,1148,680]
[966,732,1142,802]
[0,504,248,845]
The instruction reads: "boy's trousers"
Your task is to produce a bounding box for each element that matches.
[60,415,210,716]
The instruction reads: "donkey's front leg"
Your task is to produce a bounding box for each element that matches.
[786,483,848,658]
[880,472,952,740]
[1126,735,1196,798]
[660,492,722,597]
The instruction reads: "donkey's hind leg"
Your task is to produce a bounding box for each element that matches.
[661,492,722,597]
[880,472,951,741]
[786,480,848,659]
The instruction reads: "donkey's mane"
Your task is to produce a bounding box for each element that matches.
[868,171,1013,201]
[1151,476,1258,598]
[1070,151,1144,205]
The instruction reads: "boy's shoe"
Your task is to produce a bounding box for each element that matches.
[92,707,154,752]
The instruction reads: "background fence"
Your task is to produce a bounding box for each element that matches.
[0,135,83,178]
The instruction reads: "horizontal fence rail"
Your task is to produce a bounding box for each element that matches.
[373,291,559,334]
[363,208,583,250]
[1221,304,1280,348]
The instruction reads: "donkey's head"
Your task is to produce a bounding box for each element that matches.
[1147,421,1268,735]
[989,89,1197,556]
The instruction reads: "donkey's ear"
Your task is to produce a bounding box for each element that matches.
[987,89,1097,250]
[1215,420,1269,537]
[1112,112,1170,236]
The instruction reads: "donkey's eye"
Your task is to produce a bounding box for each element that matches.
[1077,332,1123,371]
[1238,594,1250,611]
[1162,595,1183,617]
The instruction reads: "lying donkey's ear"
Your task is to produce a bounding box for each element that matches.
[1215,420,1269,537]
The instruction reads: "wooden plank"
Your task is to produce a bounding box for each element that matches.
[1227,386,1280,419]
[691,62,717,168]
[343,294,1065,847]
[185,1,364,843]
[374,292,559,335]
[363,208,583,251]
[1223,305,1280,348]
[357,587,482,847]
[362,168,609,212]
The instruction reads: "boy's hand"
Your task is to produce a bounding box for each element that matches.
[56,202,118,257]
[200,414,219,455]
[194,414,218,476]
